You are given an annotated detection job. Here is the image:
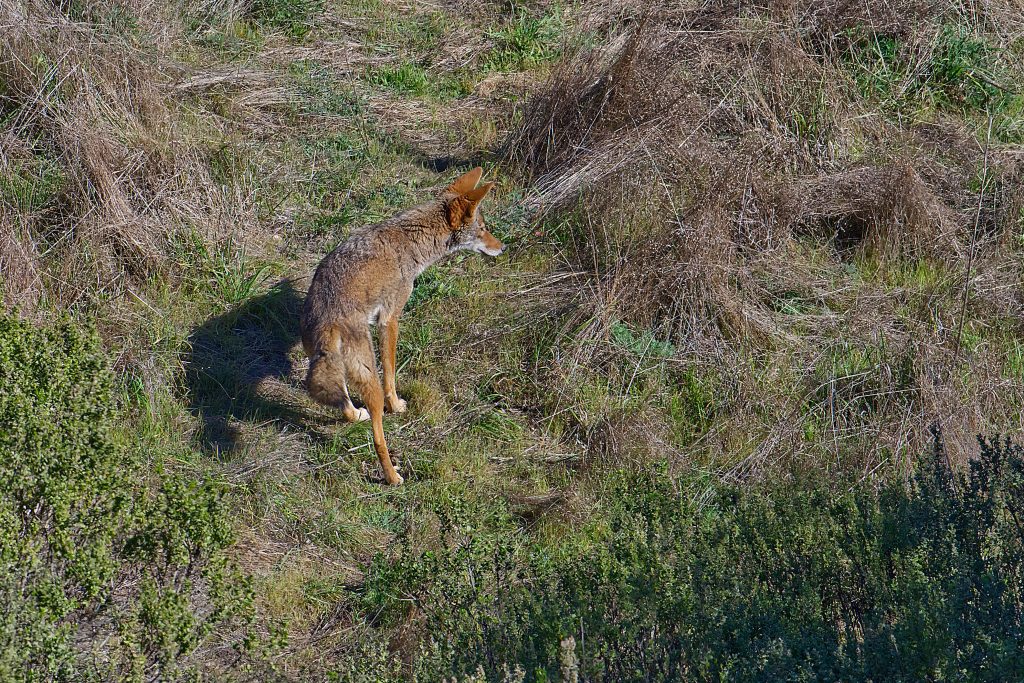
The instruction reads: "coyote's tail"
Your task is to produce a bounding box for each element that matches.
[306,325,347,406]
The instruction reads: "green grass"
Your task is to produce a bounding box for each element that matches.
[289,120,436,237]
[171,232,277,306]
[0,155,65,213]
[844,22,1024,140]
[290,61,364,117]
[189,19,264,59]
[250,0,323,37]
[811,337,917,431]
[483,8,564,72]
[363,62,473,101]
[1007,338,1024,380]
[365,61,432,96]
[354,2,447,52]
[664,369,718,446]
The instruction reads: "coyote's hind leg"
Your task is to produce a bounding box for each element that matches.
[306,324,370,423]
[338,375,370,423]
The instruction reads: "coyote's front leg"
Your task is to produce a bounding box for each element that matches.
[380,315,407,414]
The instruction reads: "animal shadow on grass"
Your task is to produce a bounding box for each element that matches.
[412,148,495,174]
[184,279,350,459]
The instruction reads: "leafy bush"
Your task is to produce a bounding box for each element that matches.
[0,315,255,681]
[362,435,1024,681]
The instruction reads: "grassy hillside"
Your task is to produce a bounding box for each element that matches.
[2,0,1024,679]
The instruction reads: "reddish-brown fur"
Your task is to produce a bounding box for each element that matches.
[300,168,503,485]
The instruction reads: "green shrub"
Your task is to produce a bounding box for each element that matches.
[361,435,1024,681]
[0,315,255,681]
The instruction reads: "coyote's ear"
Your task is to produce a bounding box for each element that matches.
[446,166,484,194]
[462,181,494,219]
[445,181,494,227]
[463,181,494,206]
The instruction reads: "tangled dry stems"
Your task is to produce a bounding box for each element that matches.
[0,0,287,313]
[504,0,1024,475]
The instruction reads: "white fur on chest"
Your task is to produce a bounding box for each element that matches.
[367,305,382,325]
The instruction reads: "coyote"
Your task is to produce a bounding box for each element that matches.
[300,167,503,485]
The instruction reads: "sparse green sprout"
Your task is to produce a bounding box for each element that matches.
[610,321,675,359]
[365,62,432,96]
[250,0,324,38]
[484,8,563,72]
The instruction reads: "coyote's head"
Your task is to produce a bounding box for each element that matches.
[443,167,504,257]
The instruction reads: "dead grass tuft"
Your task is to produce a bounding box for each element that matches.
[786,161,961,257]
[0,218,42,312]
[503,1,1024,476]
[0,0,279,311]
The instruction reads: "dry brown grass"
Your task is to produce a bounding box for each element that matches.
[502,0,1024,477]
[0,0,290,314]
[2,6,172,288]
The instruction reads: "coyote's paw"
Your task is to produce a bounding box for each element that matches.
[385,397,408,414]
[346,407,371,423]
[361,461,404,486]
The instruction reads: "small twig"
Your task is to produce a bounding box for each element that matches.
[953,112,993,362]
